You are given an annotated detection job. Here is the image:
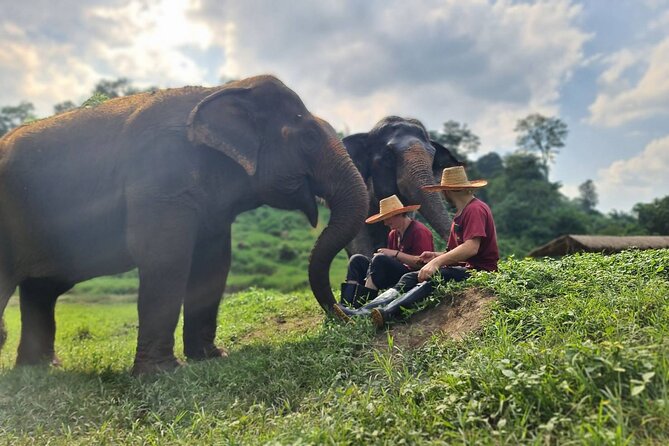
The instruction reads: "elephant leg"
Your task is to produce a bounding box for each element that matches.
[16,278,72,366]
[128,207,198,375]
[183,232,231,361]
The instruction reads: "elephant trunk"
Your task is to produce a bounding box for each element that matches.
[308,137,368,313]
[398,144,452,242]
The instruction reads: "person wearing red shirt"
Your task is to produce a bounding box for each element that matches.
[335,166,498,328]
[341,195,434,308]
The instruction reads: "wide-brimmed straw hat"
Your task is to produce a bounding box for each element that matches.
[365,195,420,224]
[422,166,487,192]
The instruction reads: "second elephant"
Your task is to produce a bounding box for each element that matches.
[343,116,462,257]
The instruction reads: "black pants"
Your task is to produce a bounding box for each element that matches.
[394,266,470,295]
[346,254,410,290]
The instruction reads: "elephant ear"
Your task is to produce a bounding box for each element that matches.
[430,140,463,174]
[187,87,260,176]
[342,133,371,179]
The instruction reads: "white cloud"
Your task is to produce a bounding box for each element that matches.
[596,135,669,211]
[1,0,589,153]
[0,0,215,117]
[588,36,669,127]
[195,0,589,149]
[0,24,99,114]
[87,0,213,84]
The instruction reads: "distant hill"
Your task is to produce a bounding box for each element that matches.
[228,205,350,292]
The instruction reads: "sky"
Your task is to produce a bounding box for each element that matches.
[1,0,668,213]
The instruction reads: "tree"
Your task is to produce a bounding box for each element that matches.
[475,152,504,178]
[429,120,480,158]
[93,78,134,98]
[0,101,36,136]
[514,113,568,178]
[634,195,669,235]
[92,78,157,98]
[53,100,77,115]
[577,179,598,212]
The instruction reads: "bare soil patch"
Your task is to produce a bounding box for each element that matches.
[240,313,322,342]
[375,288,496,350]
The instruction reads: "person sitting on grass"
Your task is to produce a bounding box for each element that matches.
[334,166,499,329]
[340,194,434,308]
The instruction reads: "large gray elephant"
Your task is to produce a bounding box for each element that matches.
[0,75,368,374]
[343,116,461,257]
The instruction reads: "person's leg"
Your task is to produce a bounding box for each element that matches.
[333,271,420,321]
[346,254,370,283]
[368,255,411,290]
[371,266,470,328]
[341,255,370,306]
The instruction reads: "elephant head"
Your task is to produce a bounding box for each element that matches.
[188,75,368,311]
[343,116,461,255]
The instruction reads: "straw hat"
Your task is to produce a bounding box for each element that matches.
[422,166,487,192]
[365,195,420,224]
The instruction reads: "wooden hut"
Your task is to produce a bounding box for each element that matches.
[527,235,669,257]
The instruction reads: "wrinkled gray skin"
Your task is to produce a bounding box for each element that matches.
[0,75,368,374]
[343,116,461,257]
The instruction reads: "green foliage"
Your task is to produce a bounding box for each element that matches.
[1,250,668,444]
[53,100,77,115]
[471,151,647,257]
[229,205,349,291]
[634,195,669,235]
[0,101,36,136]
[515,113,568,177]
[429,119,481,158]
[81,92,111,108]
[578,178,599,212]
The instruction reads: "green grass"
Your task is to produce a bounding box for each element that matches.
[1,250,668,444]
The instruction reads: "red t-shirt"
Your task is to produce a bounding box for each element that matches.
[387,220,434,256]
[447,198,499,271]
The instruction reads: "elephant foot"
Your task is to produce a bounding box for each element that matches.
[131,356,183,376]
[186,344,228,362]
[50,355,62,367]
[16,349,59,368]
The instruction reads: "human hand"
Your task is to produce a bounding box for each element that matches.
[418,251,439,263]
[375,248,397,257]
[418,260,439,282]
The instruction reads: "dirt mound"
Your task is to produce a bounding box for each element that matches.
[375,288,496,350]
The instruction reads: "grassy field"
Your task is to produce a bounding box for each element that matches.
[1,249,668,444]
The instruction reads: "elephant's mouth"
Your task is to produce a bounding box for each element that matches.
[292,177,319,227]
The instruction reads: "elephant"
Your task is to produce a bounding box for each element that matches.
[342,116,462,257]
[0,75,368,374]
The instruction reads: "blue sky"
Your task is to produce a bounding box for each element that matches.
[1,0,668,213]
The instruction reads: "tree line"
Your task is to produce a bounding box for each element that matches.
[430,118,668,256]
[1,78,666,257]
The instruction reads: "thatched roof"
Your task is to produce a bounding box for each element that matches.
[527,235,669,257]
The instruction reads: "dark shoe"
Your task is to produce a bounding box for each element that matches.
[371,281,434,329]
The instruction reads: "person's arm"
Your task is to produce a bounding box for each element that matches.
[417,237,481,282]
[396,250,422,269]
[374,248,419,267]
[418,251,444,264]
